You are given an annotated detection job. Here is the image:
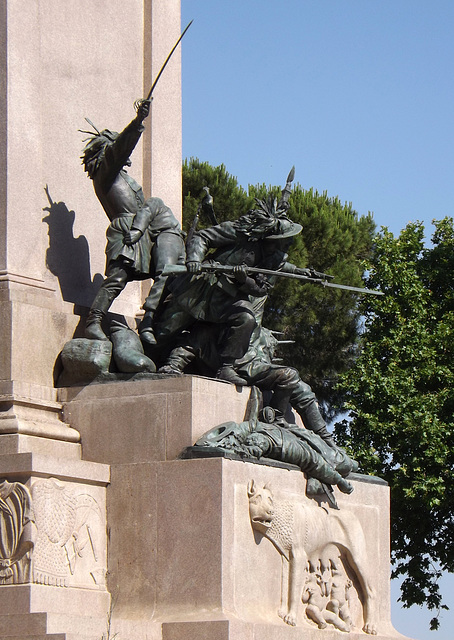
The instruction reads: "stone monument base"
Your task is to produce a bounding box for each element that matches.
[0,378,414,640]
[0,585,110,640]
[107,457,406,640]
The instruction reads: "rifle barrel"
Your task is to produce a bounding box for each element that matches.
[161,263,384,296]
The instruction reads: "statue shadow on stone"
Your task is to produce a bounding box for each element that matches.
[43,186,153,385]
[42,185,104,311]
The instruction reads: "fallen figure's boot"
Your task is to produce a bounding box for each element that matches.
[216,364,248,386]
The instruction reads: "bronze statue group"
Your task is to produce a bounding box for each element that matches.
[81,102,358,502]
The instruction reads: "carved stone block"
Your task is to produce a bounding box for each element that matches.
[248,480,376,633]
[31,477,106,589]
[105,455,411,640]
[0,452,109,639]
[0,479,35,585]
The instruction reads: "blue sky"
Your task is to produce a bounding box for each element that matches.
[181,0,454,243]
[181,2,454,638]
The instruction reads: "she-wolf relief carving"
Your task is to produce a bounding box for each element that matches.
[247,480,378,634]
[31,478,105,589]
[0,479,37,584]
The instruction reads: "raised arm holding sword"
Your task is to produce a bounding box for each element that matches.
[80,22,193,344]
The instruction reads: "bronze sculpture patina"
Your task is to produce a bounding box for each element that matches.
[158,321,337,447]
[80,23,194,346]
[189,401,358,505]
[153,167,382,384]
[81,102,185,344]
[153,171,318,384]
[151,169,384,440]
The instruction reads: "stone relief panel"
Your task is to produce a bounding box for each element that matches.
[247,480,378,635]
[31,478,106,589]
[0,478,37,585]
[303,547,354,632]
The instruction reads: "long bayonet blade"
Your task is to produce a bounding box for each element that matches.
[161,263,384,296]
[319,280,384,296]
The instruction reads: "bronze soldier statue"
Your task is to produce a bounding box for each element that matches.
[158,321,337,447]
[81,101,185,344]
[154,187,314,384]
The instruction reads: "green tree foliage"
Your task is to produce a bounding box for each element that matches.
[182,158,255,232]
[183,159,375,418]
[334,218,454,629]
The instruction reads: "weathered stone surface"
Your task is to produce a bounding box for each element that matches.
[1,374,414,640]
[0,445,110,640]
[247,480,377,633]
[105,455,408,640]
[59,377,255,464]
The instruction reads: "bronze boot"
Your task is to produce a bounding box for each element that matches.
[85,309,109,341]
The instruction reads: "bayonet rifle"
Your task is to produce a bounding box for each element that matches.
[162,262,384,296]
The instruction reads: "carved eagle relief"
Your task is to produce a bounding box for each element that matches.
[31,478,103,587]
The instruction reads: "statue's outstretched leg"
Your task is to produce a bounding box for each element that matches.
[294,396,335,448]
[85,263,129,340]
[216,303,256,386]
[217,359,249,386]
[139,231,185,346]
[302,447,353,494]
[85,306,109,341]
[158,345,195,375]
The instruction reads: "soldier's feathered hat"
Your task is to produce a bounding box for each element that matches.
[264,215,302,239]
[233,167,302,240]
[234,201,302,240]
[80,119,119,178]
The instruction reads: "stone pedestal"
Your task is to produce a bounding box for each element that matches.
[1,376,414,639]
[107,457,396,640]
[0,441,110,639]
[60,376,255,464]
[58,378,412,640]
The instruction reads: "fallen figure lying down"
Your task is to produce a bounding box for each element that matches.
[192,405,358,506]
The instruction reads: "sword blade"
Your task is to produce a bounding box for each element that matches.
[146,20,193,100]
